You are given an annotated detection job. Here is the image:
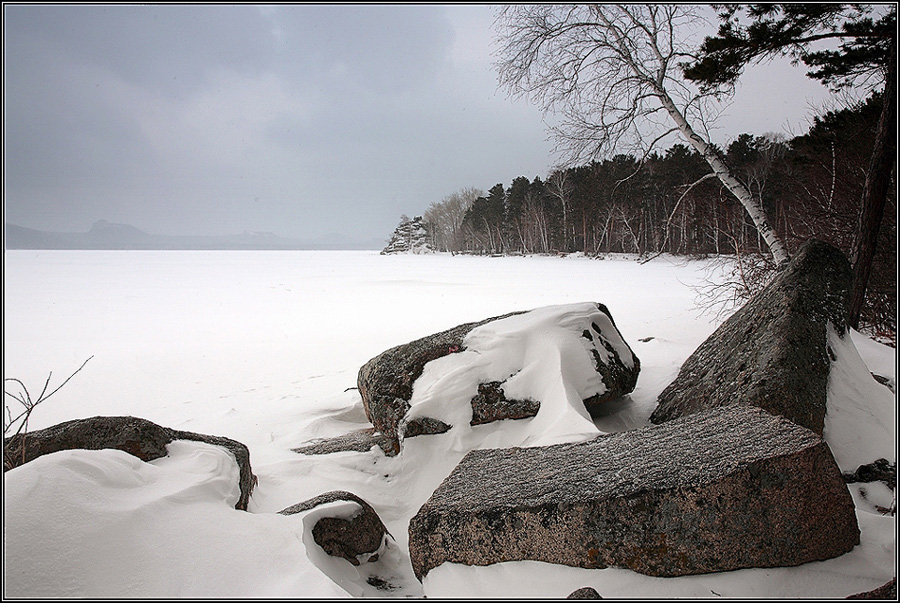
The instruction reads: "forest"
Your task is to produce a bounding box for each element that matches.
[394,5,898,341]
[418,93,895,341]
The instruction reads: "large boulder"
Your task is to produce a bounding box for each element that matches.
[3,415,256,510]
[408,405,859,581]
[279,490,390,566]
[651,239,852,434]
[358,303,640,454]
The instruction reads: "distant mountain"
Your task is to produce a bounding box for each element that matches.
[5,221,385,251]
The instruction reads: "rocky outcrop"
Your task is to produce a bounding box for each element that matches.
[3,415,256,510]
[651,239,852,434]
[358,303,639,454]
[408,405,859,581]
[279,490,390,566]
[381,215,431,255]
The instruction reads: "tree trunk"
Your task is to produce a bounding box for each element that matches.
[656,90,791,265]
[848,45,896,330]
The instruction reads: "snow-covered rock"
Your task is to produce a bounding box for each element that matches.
[357,302,640,454]
[279,491,421,596]
[380,215,432,254]
[3,442,350,598]
[4,415,256,510]
[279,490,390,567]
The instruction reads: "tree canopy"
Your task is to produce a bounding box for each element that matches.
[413,94,893,338]
[683,4,896,92]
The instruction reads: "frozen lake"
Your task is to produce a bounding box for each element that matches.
[4,250,895,598]
[4,250,721,446]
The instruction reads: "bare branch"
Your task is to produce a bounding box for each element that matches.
[4,356,94,439]
[493,4,789,264]
[640,173,718,264]
[42,356,94,403]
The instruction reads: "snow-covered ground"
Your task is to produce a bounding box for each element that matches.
[3,250,895,598]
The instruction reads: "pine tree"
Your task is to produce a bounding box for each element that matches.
[683,3,896,328]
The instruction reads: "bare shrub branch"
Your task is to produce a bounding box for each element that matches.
[4,356,94,469]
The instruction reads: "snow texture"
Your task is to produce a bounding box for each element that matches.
[405,302,636,449]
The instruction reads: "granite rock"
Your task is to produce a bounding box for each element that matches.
[408,405,859,580]
[651,239,852,434]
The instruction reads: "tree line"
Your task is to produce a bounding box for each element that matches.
[407,5,895,340]
[421,93,895,339]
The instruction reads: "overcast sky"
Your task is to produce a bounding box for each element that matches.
[4,4,838,243]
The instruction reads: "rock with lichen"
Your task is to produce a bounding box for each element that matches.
[358,303,639,455]
[408,405,859,581]
[651,239,852,434]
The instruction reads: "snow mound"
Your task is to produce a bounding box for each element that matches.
[403,302,637,451]
[3,442,350,598]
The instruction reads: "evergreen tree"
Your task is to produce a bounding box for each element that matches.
[683,3,896,328]
[404,95,892,338]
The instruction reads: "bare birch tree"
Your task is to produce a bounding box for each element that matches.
[547,169,573,252]
[493,4,790,265]
[424,187,482,253]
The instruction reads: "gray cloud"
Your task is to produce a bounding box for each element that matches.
[4,4,833,242]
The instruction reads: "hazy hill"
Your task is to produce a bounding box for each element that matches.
[5,221,384,251]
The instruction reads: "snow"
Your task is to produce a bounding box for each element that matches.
[4,442,349,598]
[405,302,635,450]
[3,250,896,598]
[825,324,896,472]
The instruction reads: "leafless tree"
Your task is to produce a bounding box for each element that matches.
[546,169,573,251]
[493,4,790,265]
[424,187,482,253]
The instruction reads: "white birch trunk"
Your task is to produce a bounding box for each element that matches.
[656,91,791,265]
